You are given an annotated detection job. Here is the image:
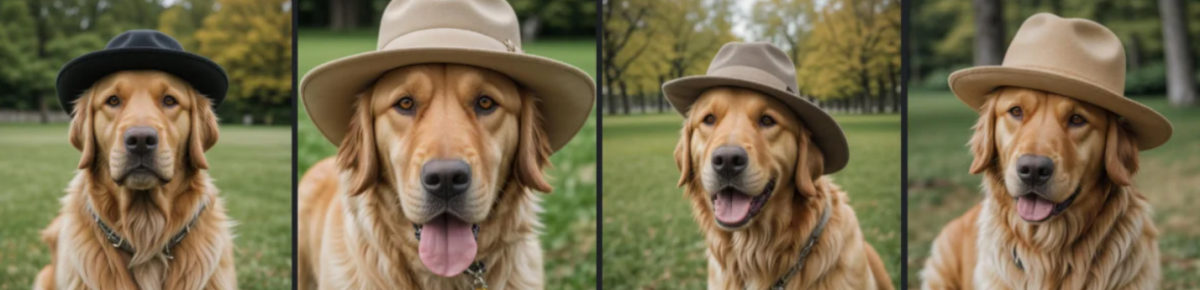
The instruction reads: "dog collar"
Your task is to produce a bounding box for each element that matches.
[89,201,207,260]
[764,197,832,290]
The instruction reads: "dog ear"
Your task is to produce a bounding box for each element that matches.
[69,90,95,169]
[968,95,998,174]
[794,129,825,197]
[1104,116,1139,186]
[188,92,220,170]
[674,118,694,187]
[513,89,553,193]
[337,93,380,196]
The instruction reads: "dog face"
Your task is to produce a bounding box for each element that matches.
[675,87,824,231]
[336,64,551,275]
[70,71,218,190]
[969,87,1138,223]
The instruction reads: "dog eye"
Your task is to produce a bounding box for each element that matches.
[1069,114,1087,127]
[1008,106,1023,119]
[759,115,776,127]
[162,95,178,107]
[106,96,121,107]
[475,95,497,114]
[702,114,716,125]
[394,97,416,114]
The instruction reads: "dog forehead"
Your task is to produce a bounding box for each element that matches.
[372,64,520,101]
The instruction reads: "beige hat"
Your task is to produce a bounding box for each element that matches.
[663,42,849,174]
[950,13,1172,150]
[300,0,595,151]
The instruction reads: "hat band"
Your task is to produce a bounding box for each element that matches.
[381,28,519,54]
[708,66,792,94]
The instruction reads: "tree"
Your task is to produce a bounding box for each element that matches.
[195,0,293,124]
[1158,0,1196,106]
[973,0,1005,65]
[601,0,653,115]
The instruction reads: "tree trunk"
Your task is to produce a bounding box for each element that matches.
[605,79,617,115]
[658,75,667,113]
[1159,0,1196,106]
[619,81,630,115]
[330,0,358,31]
[973,0,1005,65]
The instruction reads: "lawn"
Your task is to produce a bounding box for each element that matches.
[0,124,292,290]
[600,113,902,289]
[906,89,1200,289]
[296,29,598,288]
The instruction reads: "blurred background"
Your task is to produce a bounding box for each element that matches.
[295,0,596,288]
[908,0,1200,289]
[601,0,900,289]
[0,0,293,289]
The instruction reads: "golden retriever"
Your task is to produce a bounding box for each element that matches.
[298,64,552,289]
[919,87,1159,289]
[34,71,236,290]
[675,87,892,289]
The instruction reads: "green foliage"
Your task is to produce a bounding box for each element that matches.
[912,0,1200,96]
[601,114,902,289]
[193,0,293,125]
[0,125,293,289]
[0,0,291,125]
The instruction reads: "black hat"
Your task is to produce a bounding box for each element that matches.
[56,30,228,115]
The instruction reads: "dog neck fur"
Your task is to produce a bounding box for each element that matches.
[690,176,854,289]
[975,169,1160,289]
[336,169,543,289]
[70,162,225,290]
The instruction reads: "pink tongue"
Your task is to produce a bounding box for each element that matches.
[418,215,477,277]
[714,191,752,224]
[1017,195,1054,221]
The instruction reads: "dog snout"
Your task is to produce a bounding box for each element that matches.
[1017,154,1054,186]
[124,126,159,155]
[421,159,472,200]
[711,146,748,178]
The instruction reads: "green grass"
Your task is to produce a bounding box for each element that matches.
[297,30,597,288]
[906,89,1200,289]
[601,113,902,289]
[0,124,292,290]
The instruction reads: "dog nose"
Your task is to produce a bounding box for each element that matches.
[1017,155,1054,186]
[711,146,748,178]
[124,127,159,155]
[421,159,472,200]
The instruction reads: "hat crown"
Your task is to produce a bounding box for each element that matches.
[705,42,799,95]
[1003,13,1125,94]
[376,0,521,53]
[105,30,185,51]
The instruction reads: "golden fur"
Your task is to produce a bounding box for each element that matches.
[920,87,1160,289]
[34,71,236,290]
[298,64,553,289]
[675,87,893,290]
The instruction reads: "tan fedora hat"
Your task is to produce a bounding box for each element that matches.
[663,42,849,174]
[301,0,595,151]
[950,13,1172,150]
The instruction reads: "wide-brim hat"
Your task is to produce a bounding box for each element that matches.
[56,30,227,115]
[950,13,1172,150]
[300,0,595,151]
[663,42,849,174]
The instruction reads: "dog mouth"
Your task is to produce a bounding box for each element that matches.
[1014,186,1080,222]
[114,165,169,186]
[413,214,480,277]
[712,179,776,228]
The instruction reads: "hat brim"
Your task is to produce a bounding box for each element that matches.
[56,48,228,115]
[300,47,595,152]
[949,66,1172,150]
[662,76,849,174]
